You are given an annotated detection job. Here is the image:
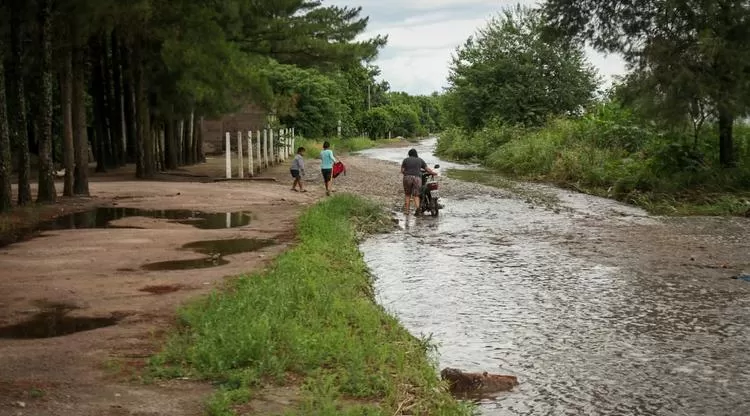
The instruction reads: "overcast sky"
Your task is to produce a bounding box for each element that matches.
[327,0,628,95]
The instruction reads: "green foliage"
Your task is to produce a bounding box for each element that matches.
[360,108,394,139]
[438,101,750,215]
[152,195,471,415]
[543,0,750,166]
[445,4,599,131]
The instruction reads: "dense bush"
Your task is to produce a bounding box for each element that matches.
[437,102,750,213]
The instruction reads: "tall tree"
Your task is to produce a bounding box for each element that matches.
[8,0,32,205]
[0,42,12,212]
[71,35,90,196]
[35,0,57,203]
[446,5,599,130]
[543,0,750,166]
[60,46,75,197]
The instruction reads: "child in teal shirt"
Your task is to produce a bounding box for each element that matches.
[320,141,336,196]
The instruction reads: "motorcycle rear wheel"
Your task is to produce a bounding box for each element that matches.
[429,197,439,216]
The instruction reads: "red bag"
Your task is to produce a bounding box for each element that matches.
[332,161,346,178]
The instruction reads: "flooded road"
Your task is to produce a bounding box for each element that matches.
[359,139,750,415]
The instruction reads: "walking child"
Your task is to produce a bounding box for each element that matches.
[290,146,306,192]
[320,141,337,196]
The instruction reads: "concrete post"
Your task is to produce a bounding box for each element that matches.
[225,132,231,179]
[256,130,261,173]
[237,130,244,178]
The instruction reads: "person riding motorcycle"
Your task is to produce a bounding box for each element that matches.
[401,148,438,216]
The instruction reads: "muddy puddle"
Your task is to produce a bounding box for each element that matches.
[359,139,750,415]
[0,208,254,249]
[141,238,275,271]
[0,304,121,339]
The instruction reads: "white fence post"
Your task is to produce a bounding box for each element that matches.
[225,132,231,179]
[285,129,290,157]
[256,130,261,173]
[280,129,286,162]
[270,129,275,165]
[263,129,269,168]
[247,130,254,177]
[237,130,244,178]
[291,127,295,155]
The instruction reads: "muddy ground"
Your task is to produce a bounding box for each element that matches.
[1,150,749,416]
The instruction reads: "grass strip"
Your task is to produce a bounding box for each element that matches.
[151,194,474,415]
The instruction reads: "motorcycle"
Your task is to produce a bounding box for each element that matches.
[418,164,441,216]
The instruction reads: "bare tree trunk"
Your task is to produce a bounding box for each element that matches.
[35,0,57,203]
[90,35,108,173]
[718,105,735,167]
[72,39,90,196]
[111,30,126,166]
[186,111,194,165]
[133,40,154,178]
[196,116,205,162]
[9,0,32,205]
[121,41,136,164]
[0,45,12,212]
[60,47,75,197]
[163,116,178,170]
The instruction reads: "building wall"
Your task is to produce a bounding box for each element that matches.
[201,103,269,155]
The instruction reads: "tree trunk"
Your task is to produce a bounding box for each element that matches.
[101,33,118,167]
[90,36,108,172]
[718,105,735,167]
[196,116,205,162]
[111,30,126,166]
[186,111,195,165]
[133,41,154,178]
[120,41,137,164]
[60,48,75,197]
[0,46,13,212]
[35,0,56,203]
[9,1,32,205]
[72,39,90,196]
[164,117,178,170]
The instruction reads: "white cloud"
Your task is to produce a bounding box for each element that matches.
[330,0,628,95]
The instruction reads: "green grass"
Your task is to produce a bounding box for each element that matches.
[150,194,474,416]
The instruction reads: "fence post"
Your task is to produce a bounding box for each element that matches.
[263,129,269,168]
[247,130,254,177]
[237,130,244,178]
[280,129,286,162]
[285,129,290,157]
[290,128,295,156]
[256,130,261,173]
[225,132,231,178]
[268,129,276,166]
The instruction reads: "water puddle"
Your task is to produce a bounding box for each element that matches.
[0,208,254,249]
[0,305,121,339]
[140,238,275,271]
[183,238,275,256]
[43,207,252,230]
[139,284,183,294]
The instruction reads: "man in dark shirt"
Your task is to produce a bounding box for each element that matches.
[401,148,437,216]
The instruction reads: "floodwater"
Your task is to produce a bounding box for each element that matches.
[359,139,750,415]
